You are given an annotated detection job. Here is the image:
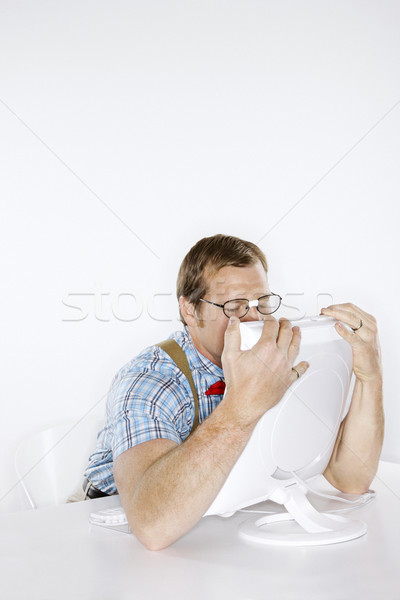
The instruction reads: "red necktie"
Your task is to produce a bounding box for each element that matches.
[205,380,226,396]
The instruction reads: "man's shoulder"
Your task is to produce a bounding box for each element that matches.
[114,329,191,384]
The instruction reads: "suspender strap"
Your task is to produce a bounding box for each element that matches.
[156,339,200,435]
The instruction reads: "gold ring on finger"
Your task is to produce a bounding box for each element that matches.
[351,319,363,332]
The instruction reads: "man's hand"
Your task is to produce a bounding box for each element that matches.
[221,316,309,428]
[321,303,382,385]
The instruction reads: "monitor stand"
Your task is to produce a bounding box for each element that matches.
[238,482,367,546]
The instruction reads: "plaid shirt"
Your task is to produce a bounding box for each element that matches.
[84,327,225,493]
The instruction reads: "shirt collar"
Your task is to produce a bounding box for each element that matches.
[181,327,224,379]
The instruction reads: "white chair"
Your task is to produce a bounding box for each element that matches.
[14,417,103,509]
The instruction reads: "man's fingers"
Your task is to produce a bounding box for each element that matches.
[223,316,242,356]
[333,321,365,345]
[321,304,376,332]
[287,326,301,363]
[292,361,309,381]
[254,317,279,347]
[276,318,295,351]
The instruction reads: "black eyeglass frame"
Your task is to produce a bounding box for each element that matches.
[199,293,282,319]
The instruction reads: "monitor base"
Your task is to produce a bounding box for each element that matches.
[238,512,367,546]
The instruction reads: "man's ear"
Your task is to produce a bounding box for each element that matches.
[179,296,198,326]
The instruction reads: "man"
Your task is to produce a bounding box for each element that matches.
[81,234,384,550]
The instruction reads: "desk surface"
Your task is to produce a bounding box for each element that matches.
[1,461,399,600]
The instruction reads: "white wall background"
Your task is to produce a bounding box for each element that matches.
[1,0,399,513]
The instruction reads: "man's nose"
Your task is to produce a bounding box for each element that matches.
[241,306,262,322]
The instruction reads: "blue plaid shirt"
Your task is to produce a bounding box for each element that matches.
[85,327,225,493]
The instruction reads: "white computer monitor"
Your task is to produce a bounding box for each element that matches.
[204,316,368,546]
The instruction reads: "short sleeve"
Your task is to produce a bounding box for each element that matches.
[110,369,192,460]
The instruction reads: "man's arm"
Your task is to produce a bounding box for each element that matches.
[114,402,254,551]
[114,317,309,550]
[321,303,384,493]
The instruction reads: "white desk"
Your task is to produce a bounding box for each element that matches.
[1,461,399,600]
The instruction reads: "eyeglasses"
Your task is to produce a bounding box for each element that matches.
[199,293,282,319]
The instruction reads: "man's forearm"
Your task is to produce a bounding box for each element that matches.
[127,396,254,550]
[324,376,384,493]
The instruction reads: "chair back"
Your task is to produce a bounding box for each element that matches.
[15,417,103,508]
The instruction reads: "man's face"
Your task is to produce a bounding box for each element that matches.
[184,260,270,367]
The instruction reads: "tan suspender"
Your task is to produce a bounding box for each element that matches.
[156,339,200,436]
